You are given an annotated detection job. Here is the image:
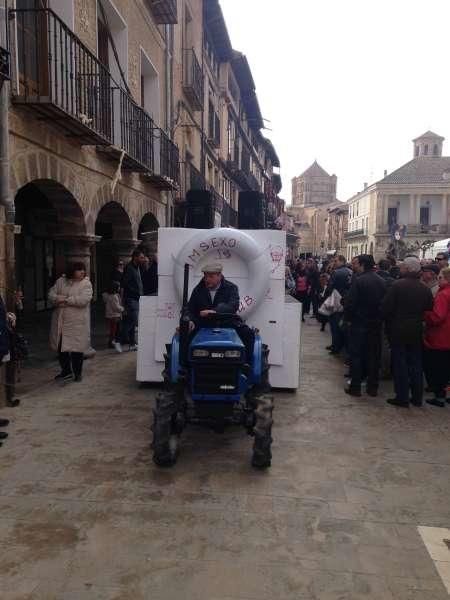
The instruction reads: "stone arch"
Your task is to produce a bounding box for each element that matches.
[137,212,159,254]
[138,212,159,238]
[10,151,90,226]
[95,201,133,241]
[88,183,134,236]
[14,178,87,313]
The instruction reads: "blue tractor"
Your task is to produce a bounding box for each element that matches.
[151,265,273,469]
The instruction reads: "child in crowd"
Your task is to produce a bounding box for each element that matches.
[102,282,124,353]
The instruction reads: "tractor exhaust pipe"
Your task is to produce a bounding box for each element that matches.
[179,263,190,366]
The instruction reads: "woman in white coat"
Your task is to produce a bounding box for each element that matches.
[49,262,93,382]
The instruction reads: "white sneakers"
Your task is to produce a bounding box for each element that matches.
[129,344,138,352]
[112,341,123,353]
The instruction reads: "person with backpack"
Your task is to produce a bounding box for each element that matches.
[294,262,310,322]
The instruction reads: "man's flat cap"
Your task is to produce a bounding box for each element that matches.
[201,263,223,273]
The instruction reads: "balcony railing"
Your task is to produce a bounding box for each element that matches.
[11,8,114,145]
[0,46,9,81]
[222,201,238,228]
[376,224,449,235]
[188,163,206,191]
[10,8,179,184]
[183,48,203,111]
[344,228,366,239]
[145,0,177,24]
[147,127,180,189]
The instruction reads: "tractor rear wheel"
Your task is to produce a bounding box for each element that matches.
[251,394,273,469]
[151,391,179,467]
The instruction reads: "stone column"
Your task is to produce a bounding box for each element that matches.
[62,235,97,275]
[382,194,389,228]
[409,195,416,227]
[442,195,449,232]
[112,239,140,266]
[415,195,421,225]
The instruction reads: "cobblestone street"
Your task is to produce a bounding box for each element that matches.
[1,318,450,599]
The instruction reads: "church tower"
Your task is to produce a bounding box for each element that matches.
[413,131,444,158]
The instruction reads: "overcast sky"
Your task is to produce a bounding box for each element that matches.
[219,0,450,205]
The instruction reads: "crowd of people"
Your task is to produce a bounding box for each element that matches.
[285,250,450,408]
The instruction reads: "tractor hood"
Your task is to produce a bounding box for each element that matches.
[191,328,245,349]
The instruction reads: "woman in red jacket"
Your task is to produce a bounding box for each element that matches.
[424,267,450,407]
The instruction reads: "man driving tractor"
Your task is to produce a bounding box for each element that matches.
[186,263,255,362]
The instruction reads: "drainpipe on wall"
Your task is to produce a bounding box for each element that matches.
[0,80,18,408]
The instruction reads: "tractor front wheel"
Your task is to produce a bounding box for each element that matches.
[151,391,179,467]
[251,394,273,469]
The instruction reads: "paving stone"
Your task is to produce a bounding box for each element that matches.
[0,318,449,598]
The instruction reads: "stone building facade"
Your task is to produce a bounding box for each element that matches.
[1,0,280,316]
[345,131,450,261]
[291,161,337,208]
[325,201,348,254]
[289,161,338,256]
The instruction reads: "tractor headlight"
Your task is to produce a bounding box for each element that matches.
[224,350,242,359]
[192,349,209,358]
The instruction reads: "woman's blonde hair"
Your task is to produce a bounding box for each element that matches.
[439,267,450,282]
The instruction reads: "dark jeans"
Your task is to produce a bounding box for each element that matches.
[329,312,344,352]
[423,347,450,399]
[391,343,423,404]
[349,321,382,392]
[121,298,139,346]
[59,350,83,377]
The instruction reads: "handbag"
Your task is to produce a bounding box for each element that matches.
[318,289,343,317]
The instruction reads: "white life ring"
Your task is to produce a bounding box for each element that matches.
[173,228,271,318]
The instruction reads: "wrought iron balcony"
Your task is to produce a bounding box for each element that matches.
[183,48,203,111]
[11,8,179,180]
[221,200,238,228]
[11,8,114,145]
[188,163,206,191]
[344,228,366,239]
[146,127,179,189]
[0,46,9,81]
[145,0,177,24]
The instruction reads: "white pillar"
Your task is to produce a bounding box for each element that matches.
[442,195,449,231]
[409,194,416,225]
[382,194,389,227]
[415,195,421,226]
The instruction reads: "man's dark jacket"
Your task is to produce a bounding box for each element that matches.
[187,278,240,328]
[381,275,433,344]
[377,269,395,288]
[344,271,387,324]
[122,262,143,301]
[142,262,158,295]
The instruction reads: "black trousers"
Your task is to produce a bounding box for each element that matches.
[58,341,83,377]
[423,347,450,399]
[391,343,422,404]
[349,320,382,392]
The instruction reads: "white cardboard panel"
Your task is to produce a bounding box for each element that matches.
[269,302,301,389]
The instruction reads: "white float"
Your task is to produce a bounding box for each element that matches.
[137,228,301,389]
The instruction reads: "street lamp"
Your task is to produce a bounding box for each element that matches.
[0,0,10,82]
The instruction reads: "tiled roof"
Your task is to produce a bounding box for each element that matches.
[300,161,331,178]
[413,130,444,142]
[378,157,450,185]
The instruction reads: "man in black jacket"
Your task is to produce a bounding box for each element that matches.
[382,256,433,407]
[187,263,254,362]
[326,255,352,354]
[120,249,146,350]
[344,255,387,397]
